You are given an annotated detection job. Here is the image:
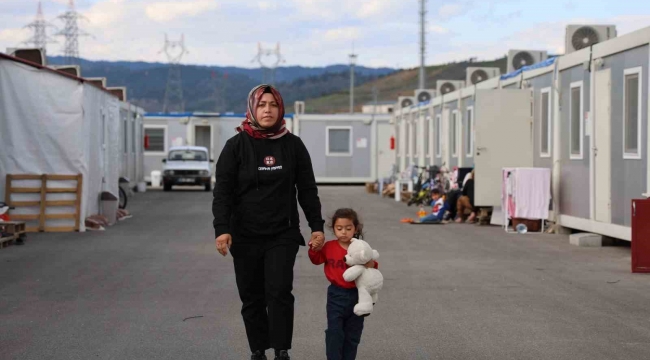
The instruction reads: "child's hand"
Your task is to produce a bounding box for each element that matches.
[364,260,376,268]
[308,232,325,251]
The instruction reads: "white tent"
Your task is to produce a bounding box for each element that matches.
[0,54,121,231]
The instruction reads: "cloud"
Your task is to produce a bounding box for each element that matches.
[437,2,467,20]
[0,28,30,44]
[145,0,219,22]
[322,27,361,42]
[257,1,277,10]
[430,25,450,35]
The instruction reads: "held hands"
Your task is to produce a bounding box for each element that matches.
[215,234,232,256]
[308,231,325,251]
[364,260,376,268]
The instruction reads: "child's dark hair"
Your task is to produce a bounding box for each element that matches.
[431,188,441,195]
[329,208,364,239]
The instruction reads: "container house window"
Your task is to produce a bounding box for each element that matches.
[466,107,474,157]
[451,110,459,157]
[436,114,442,158]
[144,126,167,153]
[326,126,352,156]
[570,82,583,159]
[541,88,551,157]
[624,67,642,159]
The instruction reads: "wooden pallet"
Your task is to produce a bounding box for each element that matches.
[5,174,82,232]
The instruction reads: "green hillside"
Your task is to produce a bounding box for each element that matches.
[303,57,508,113]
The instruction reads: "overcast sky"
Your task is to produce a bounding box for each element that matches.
[0,0,648,68]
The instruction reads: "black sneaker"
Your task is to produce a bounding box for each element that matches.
[251,350,267,360]
[274,350,290,360]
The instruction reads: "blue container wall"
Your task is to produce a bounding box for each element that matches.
[530,72,555,170]
[559,65,591,219]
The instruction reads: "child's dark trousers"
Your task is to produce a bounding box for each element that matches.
[326,284,365,360]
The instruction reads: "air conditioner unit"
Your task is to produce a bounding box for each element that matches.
[436,80,465,95]
[52,65,81,77]
[565,25,617,54]
[466,67,500,85]
[6,47,47,66]
[397,96,415,109]
[107,87,127,102]
[85,77,107,88]
[414,89,436,103]
[507,50,548,73]
[294,101,305,114]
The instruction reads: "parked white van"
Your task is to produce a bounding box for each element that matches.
[161,146,213,191]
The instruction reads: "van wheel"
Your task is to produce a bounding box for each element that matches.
[204,182,212,192]
[164,184,172,192]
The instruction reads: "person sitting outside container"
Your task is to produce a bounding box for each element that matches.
[420,188,448,224]
[455,170,476,223]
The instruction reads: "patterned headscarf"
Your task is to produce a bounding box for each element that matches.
[236,84,289,140]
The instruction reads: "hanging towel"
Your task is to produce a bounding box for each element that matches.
[513,168,551,220]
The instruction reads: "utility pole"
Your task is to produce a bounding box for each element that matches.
[55,0,90,64]
[419,0,426,89]
[160,34,188,113]
[349,45,358,114]
[23,1,57,51]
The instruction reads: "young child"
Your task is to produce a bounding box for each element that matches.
[308,208,378,360]
[420,188,448,223]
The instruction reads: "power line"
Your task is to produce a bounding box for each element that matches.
[23,1,57,51]
[419,0,427,89]
[160,34,189,113]
[55,0,91,64]
[251,42,285,85]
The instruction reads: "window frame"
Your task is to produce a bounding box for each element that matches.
[540,87,552,158]
[325,125,353,157]
[144,124,168,155]
[435,114,442,158]
[466,106,474,158]
[623,67,643,160]
[451,109,460,158]
[569,81,584,160]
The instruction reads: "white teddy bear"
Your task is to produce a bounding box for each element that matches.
[343,238,384,317]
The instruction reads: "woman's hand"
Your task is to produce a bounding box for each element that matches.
[216,234,232,256]
[309,231,325,251]
[364,260,376,268]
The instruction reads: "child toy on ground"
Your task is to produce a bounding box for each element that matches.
[308,208,378,360]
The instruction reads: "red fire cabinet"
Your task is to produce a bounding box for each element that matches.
[631,198,650,273]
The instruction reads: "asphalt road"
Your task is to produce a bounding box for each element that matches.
[2,186,650,360]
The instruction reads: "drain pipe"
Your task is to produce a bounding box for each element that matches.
[551,58,562,232]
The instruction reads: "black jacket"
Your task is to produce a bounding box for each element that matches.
[212,132,324,244]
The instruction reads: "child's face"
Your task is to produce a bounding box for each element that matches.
[333,218,356,244]
[432,193,440,201]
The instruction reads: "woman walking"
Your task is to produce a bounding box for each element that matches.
[212,84,326,360]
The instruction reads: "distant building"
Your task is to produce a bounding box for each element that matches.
[361,100,395,114]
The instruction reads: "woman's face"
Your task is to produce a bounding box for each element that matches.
[334,218,356,244]
[256,93,280,128]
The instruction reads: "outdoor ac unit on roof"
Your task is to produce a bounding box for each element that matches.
[466,67,500,85]
[565,25,617,54]
[107,87,127,102]
[6,47,46,66]
[397,96,415,109]
[414,89,436,103]
[507,50,548,73]
[436,80,465,95]
[85,77,107,88]
[52,65,81,77]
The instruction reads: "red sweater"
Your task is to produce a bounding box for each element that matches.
[308,240,379,289]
